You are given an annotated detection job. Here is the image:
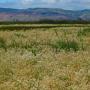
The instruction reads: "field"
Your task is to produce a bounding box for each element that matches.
[0,24,90,90]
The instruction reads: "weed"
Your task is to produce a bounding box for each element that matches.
[9,39,20,48]
[14,33,26,38]
[51,40,79,52]
[78,28,90,36]
[0,37,7,51]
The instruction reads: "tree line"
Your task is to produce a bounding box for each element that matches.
[0,19,90,24]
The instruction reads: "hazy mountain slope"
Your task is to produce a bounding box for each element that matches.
[0,8,90,21]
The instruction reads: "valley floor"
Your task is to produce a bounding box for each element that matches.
[0,24,90,90]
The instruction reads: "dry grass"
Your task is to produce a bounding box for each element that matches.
[0,24,90,90]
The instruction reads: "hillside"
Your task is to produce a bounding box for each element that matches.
[0,8,90,21]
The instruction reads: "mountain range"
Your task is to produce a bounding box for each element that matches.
[0,8,90,21]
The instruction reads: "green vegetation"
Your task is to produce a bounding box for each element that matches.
[0,24,90,90]
[0,37,7,51]
[78,28,90,36]
[51,40,80,52]
[0,20,90,25]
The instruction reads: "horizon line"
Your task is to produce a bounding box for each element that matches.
[0,7,90,11]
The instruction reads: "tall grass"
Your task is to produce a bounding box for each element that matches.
[78,28,90,36]
[0,24,90,90]
[0,37,7,51]
[51,40,79,52]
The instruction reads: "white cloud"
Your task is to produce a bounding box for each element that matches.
[0,0,90,10]
[20,0,33,4]
[42,0,57,4]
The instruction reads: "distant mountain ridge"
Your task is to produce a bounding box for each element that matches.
[0,8,90,21]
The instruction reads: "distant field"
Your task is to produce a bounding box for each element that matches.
[0,24,90,90]
[0,24,90,31]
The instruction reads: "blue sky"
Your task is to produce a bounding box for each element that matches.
[0,0,90,10]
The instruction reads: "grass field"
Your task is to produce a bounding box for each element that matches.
[0,24,90,90]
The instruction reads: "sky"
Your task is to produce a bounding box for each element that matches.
[0,0,90,10]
